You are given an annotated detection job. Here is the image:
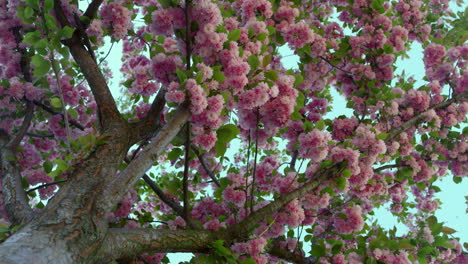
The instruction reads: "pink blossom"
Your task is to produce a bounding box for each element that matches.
[333,205,364,234]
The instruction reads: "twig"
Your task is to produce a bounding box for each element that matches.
[191,146,220,187]
[26,180,67,193]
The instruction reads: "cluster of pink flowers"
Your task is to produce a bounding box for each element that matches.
[150,8,184,36]
[150,53,183,85]
[6,77,41,100]
[333,205,364,234]
[332,117,358,141]
[297,129,331,162]
[373,249,411,264]
[100,1,133,40]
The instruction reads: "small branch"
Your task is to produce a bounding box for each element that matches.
[26,132,55,138]
[268,238,309,264]
[374,164,399,172]
[250,110,260,213]
[33,100,85,130]
[8,101,34,150]
[191,147,220,187]
[26,180,67,194]
[183,123,191,221]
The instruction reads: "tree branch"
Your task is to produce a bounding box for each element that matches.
[97,228,223,263]
[83,0,104,21]
[26,180,67,194]
[191,147,220,187]
[386,90,468,142]
[129,88,167,144]
[228,166,337,241]
[98,105,190,214]
[33,100,85,131]
[8,101,34,150]
[0,129,33,225]
[54,0,122,130]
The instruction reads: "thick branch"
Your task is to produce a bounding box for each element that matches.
[83,0,104,21]
[228,167,335,240]
[386,90,468,142]
[98,105,190,213]
[54,0,122,130]
[129,88,167,144]
[0,129,33,225]
[97,228,223,263]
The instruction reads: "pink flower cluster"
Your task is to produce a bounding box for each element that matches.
[373,249,411,264]
[297,129,331,162]
[150,53,183,84]
[185,79,208,115]
[333,205,364,234]
[150,8,184,36]
[100,1,132,40]
[332,117,358,141]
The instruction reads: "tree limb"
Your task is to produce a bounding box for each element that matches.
[228,166,336,241]
[54,0,122,130]
[386,90,468,142]
[98,105,190,214]
[83,0,104,22]
[97,228,223,263]
[129,88,167,144]
[7,101,34,150]
[0,129,33,225]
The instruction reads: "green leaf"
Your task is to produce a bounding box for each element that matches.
[60,26,75,39]
[31,54,51,77]
[23,31,41,46]
[24,6,34,19]
[44,0,54,10]
[264,70,278,81]
[310,244,326,257]
[441,226,456,235]
[213,70,226,82]
[43,160,53,173]
[453,175,462,184]
[50,97,62,108]
[68,108,78,119]
[263,54,272,67]
[247,55,259,72]
[294,73,304,86]
[176,68,187,82]
[215,141,227,157]
[316,120,325,130]
[375,132,388,140]
[217,124,240,143]
[371,0,385,14]
[168,148,183,161]
[335,177,347,190]
[342,169,351,178]
[240,259,257,264]
[227,29,241,42]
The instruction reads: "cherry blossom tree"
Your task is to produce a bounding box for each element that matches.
[0,0,466,263]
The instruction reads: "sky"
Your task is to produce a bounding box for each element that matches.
[101,5,467,262]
